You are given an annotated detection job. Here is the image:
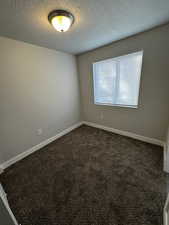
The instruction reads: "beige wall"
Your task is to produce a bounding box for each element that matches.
[0,37,81,164]
[77,24,169,141]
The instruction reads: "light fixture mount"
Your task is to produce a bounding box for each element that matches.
[48,9,74,32]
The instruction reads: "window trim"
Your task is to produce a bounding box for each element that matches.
[94,102,138,109]
[92,50,143,109]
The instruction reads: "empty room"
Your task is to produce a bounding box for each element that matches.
[0,0,169,225]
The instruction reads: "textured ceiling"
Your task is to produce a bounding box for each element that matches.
[0,0,169,54]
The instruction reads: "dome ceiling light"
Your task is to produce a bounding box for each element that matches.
[48,10,74,32]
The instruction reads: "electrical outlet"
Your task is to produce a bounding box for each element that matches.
[37,128,43,135]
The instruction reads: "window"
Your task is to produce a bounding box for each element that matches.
[93,51,143,108]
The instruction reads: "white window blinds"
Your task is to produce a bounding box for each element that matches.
[93,51,143,108]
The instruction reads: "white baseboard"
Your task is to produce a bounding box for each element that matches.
[83,121,164,147]
[163,143,169,173]
[164,193,169,225]
[0,167,4,174]
[0,120,164,171]
[1,122,83,170]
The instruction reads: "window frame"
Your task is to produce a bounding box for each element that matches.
[92,50,143,109]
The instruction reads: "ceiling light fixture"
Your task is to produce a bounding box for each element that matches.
[48,10,74,32]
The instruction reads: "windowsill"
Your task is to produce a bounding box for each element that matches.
[94,102,138,109]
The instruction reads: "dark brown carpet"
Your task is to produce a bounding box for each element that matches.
[0,125,168,225]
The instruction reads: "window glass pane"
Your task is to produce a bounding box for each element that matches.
[93,60,117,104]
[93,51,143,107]
[116,53,142,106]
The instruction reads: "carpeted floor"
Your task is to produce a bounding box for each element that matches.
[0,125,168,225]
